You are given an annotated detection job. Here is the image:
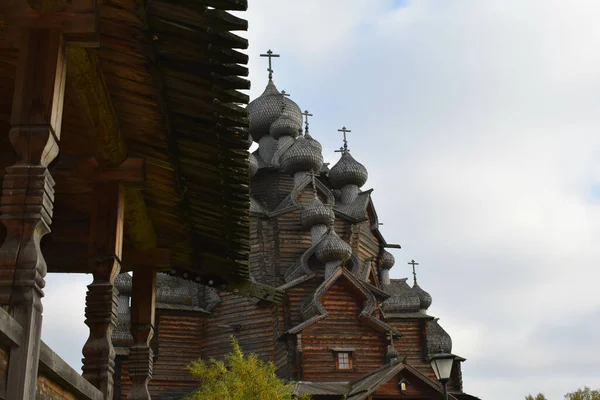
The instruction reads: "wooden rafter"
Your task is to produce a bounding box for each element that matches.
[66,47,158,251]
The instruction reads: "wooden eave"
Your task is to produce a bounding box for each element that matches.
[0,0,283,299]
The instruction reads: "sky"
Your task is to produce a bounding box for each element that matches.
[41,1,600,399]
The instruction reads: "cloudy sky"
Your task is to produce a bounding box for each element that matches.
[42,1,600,399]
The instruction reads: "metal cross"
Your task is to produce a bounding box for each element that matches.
[302,110,313,133]
[260,49,280,80]
[408,259,419,284]
[338,126,351,153]
[279,90,290,111]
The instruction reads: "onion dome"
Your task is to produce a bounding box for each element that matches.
[427,319,452,354]
[412,282,432,311]
[300,197,334,228]
[380,250,395,270]
[328,152,368,189]
[304,131,323,152]
[270,114,300,139]
[315,229,352,263]
[249,153,259,177]
[382,279,421,313]
[115,273,132,295]
[281,135,324,174]
[247,80,302,140]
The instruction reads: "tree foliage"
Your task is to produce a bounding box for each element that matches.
[525,394,548,400]
[525,388,600,400]
[187,336,310,400]
[564,387,600,400]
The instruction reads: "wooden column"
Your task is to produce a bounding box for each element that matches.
[0,28,66,400]
[82,182,124,399]
[127,267,156,400]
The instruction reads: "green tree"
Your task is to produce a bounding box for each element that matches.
[564,387,600,400]
[525,394,548,400]
[187,336,310,400]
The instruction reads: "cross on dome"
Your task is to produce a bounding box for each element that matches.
[335,126,351,154]
[302,110,313,134]
[408,259,420,284]
[260,49,280,80]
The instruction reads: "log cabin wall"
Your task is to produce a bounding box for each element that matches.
[300,278,387,382]
[119,312,205,399]
[388,319,437,380]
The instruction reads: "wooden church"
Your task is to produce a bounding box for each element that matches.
[112,55,481,400]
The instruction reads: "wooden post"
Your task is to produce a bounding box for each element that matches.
[0,28,66,400]
[82,182,124,399]
[128,266,156,400]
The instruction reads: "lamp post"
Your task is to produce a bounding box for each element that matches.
[429,352,456,400]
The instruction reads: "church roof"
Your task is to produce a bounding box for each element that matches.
[247,79,302,140]
[294,361,460,400]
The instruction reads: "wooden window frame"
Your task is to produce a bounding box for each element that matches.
[335,351,353,370]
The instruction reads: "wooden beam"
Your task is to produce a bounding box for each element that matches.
[67,48,157,250]
[0,28,67,400]
[82,182,124,399]
[0,306,23,347]
[128,267,156,400]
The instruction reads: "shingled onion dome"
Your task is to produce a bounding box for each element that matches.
[379,250,395,286]
[115,273,132,296]
[300,197,334,228]
[280,134,324,178]
[329,152,368,204]
[426,318,452,355]
[301,196,335,243]
[329,153,368,189]
[270,114,300,139]
[304,130,323,152]
[382,279,421,313]
[316,229,352,278]
[247,79,302,141]
[411,282,432,312]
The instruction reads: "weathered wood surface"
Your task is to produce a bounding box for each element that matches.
[0,28,66,400]
[82,182,124,399]
[127,267,156,400]
[0,0,254,283]
[119,313,204,399]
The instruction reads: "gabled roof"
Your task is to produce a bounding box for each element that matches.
[347,361,459,400]
[286,268,401,337]
[293,361,460,400]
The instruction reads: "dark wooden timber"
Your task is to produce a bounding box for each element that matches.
[0,28,67,400]
[128,267,156,399]
[82,181,124,399]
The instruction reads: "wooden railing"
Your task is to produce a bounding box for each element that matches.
[0,307,102,400]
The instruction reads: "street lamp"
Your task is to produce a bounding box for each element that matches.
[429,352,456,400]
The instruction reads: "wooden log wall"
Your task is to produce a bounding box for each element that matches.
[251,170,295,210]
[388,319,436,381]
[36,375,78,400]
[301,278,387,382]
[200,293,279,364]
[119,312,204,399]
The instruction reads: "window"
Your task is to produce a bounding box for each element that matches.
[336,352,352,370]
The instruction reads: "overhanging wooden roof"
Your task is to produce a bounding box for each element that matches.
[0,0,282,301]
